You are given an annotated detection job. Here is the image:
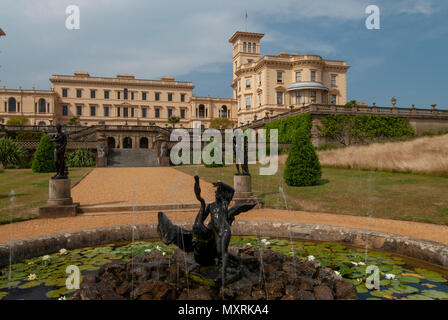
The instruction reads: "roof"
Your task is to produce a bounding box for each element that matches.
[287,81,329,92]
[228,31,264,43]
[0,28,6,36]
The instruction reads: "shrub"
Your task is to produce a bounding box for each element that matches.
[210,117,234,129]
[264,113,312,143]
[32,135,55,173]
[283,128,322,187]
[315,144,337,151]
[6,116,29,126]
[0,138,27,168]
[66,149,96,167]
[15,131,43,140]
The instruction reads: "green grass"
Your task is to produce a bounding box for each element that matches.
[0,168,93,224]
[175,164,448,226]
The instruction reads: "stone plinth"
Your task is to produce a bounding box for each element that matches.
[232,174,260,206]
[39,179,79,218]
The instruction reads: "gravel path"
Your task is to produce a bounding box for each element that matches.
[1,209,447,245]
[71,168,216,206]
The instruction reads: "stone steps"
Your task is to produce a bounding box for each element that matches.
[107,148,158,167]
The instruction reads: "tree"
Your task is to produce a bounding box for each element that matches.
[283,128,321,187]
[69,117,80,126]
[210,117,234,129]
[6,116,29,126]
[0,138,27,168]
[32,135,55,173]
[168,116,180,129]
[66,149,96,167]
[345,100,358,107]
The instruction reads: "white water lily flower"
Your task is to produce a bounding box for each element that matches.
[358,262,366,266]
[58,296,66,300]
[264,241,270,245]
[155,246,162,251]
[27,262,33,265]
[357,278,363,283]
[59,249,67,255]
[245,243,252,247]
[261,239,267,243]
[307,255,315,261]
[385,273,395,280]
[42,255,50,261]
[350,261,358,266]
[334,271,340,276]
[162,252,166,256]
[28,274,37,281]
[144,249,152,253]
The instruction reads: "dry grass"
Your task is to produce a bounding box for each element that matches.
[316,134,448,177]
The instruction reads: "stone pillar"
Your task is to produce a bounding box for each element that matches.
[39,179,79,218]
[96,134,108,167]
[232,175,260,206]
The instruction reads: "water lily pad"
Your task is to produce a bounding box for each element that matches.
[356,284,369,294]
[420,290,448,299]
[406,294,434,300]
[389,284,419,294]
[396,275,420,284]
[414,268,447,283]
[46,287,74,299]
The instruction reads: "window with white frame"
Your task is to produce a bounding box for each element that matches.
[246,78,251,88]
[311,91,316,103]
[277,92,283,105]
[246,96,251,108]
[295,91,302,104]
[277,71,283,83]
[331,94,337,104]
[311,71,316,81]
[258,94,262,106]
[331,75,337,86]
[296,72,301,82]
[258,74,262,86]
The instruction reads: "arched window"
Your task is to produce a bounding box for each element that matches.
[38,98,46,113]
[198,104,205,118]
[220,105,228,118]
[123,137,132,149]
[139,137,148,149]
[8,97,16,112]
[107,137,116,149]
[38,121,46,126]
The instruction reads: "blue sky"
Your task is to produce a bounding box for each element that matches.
[0,0,447,109]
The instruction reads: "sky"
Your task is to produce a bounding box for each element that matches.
[0,0,447,109]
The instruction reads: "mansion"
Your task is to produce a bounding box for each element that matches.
[0,31,349,128]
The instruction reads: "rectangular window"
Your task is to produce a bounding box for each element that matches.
[258,74,262,86]
[311,71,316,81]
[90,106,96,116]
[131,108,134,117]
[62,88,68,98]
[181,94,185,102]
[277,92,283,105]
[296,91,302,104]
[246,78,251,88]
[180,109,185,119]
[142,92,147,101]
[168,108,173,117]
[124,88,128,100]
[168,93,173,101]
[331,94,337,104]
[296,72,301,82]
[123,107,129,118]
[277,71,283,83]
[76,89,82,98]
[117,107,121,117]
[238,99,241,110]
[331,75,337,86]
[76,105,82,116]
[142,108,147,118]
[117,91,121,99]
[311,91,316,103]
[155,108,160,118]
[131,92,135,100]
[90,90,96,99]
[104,106,110,117]
[246,96,251,108]
[104,90,110,99]
[155,92,160,101]
[62,105,68,116]
[258,94,262,105]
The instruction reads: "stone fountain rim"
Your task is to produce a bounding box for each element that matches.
[0,220,447,268]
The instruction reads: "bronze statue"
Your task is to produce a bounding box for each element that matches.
[233,135,249,175]
[50,124,68,179]
[158,176,255,279]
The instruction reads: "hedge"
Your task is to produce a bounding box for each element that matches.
[264,114,312,143]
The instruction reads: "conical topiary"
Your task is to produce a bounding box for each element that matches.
[283,128,321,186]
[32,135,55,173]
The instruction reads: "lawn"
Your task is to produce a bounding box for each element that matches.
[0,168,93,224]
[175,164,448,226]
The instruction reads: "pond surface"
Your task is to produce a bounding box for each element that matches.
[0,236,447,300]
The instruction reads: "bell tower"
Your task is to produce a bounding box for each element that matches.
[228,31,264,80]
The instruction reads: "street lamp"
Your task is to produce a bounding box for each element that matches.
[391,97,397,107]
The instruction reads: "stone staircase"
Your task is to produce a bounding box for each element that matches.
[107,148,158,167]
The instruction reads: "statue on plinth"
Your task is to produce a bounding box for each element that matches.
[157,175,256,283]
[233,135,249,176]
[50,124,68,179]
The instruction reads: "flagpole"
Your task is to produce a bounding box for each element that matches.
[244,9,248,32]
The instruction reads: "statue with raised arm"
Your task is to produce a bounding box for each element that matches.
[157,175,256,281]
[49,124,68,179]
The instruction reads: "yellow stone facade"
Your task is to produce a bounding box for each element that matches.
[229,31,350,125]
[0,30,349,128]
